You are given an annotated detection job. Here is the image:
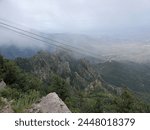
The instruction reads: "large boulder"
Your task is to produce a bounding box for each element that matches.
[27,92,71,113]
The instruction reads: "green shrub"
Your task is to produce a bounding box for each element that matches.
[0,88,21,100]
[50,75,70,101]
[0,97,5,110]
[12,90,40,112]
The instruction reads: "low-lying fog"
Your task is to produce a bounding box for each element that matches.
[0,30,150,63]
[0,0,150,63]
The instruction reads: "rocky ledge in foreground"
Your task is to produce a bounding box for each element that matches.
[27,92,71,113]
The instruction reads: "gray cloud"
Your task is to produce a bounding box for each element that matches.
[0,0,150,33]
[1,0,150,62]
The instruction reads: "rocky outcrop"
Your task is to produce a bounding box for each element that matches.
[0,98,14,113]
[27,92,71,113]
[0,103,14,113]
[57,61,71,77]
[86,79,103,91]
[0,80,6,90]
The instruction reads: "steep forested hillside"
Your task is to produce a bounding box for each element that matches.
[0,54,45,112]
[95,61,150,102]
[13,51,150,112]
[0,51,150,112]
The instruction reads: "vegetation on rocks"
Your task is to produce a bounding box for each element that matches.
[0,53,150,113]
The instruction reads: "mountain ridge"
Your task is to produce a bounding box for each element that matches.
[0,50,150,112]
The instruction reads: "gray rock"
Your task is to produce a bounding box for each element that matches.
[0,80,6,90]
[0,98,14,113]
[0,104,14,113]
[27,92,71,113]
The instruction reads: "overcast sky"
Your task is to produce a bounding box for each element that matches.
[0,0,150,34]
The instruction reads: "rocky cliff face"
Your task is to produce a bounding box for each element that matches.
[27,92,71,113]
[15,51,124,96]
[16,51,105,90]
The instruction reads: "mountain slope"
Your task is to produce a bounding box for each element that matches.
[0,50,150,112]
[14,51,150,112]
[95,60,150,102]
[96,61,150,91]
